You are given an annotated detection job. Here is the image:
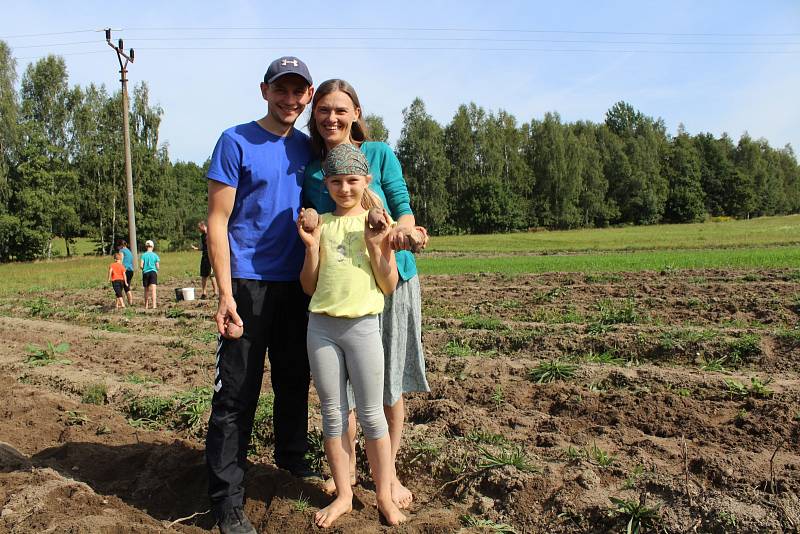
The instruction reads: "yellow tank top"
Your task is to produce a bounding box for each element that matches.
[309,211,384,317]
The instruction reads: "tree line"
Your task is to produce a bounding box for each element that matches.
[1,43,798,261]
[0,44,207,262]
[396,98,800,234]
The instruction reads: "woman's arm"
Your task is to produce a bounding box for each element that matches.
[365,210,399,295]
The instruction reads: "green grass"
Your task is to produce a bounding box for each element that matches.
[0,250,198,297]
[2,216,799,296]
[427,214,800,253]
[417,246,800,276]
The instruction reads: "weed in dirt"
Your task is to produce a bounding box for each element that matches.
[460,515,518,534]
[688,276,707,284]
[563,446,584,461]
[461,314,506,330]
[99,323,129,333]
[195,331,219,343]
[64,410,89,426]
[532,287,568,303]
[490,385,505,409]
[126,395,172,427]
[735,408,748,424]
[786,270,800,282]
[748,377,774,398]
[608,495,661,534]
[717,511,737,529]
[595,298,639,325]
[25,341,71,366]
[96,424,112,436]
[466,429,507,445]
[724,379,748,399]
[584,273,623,284]
[529,360,578,383]
[581,349,625,366]
[81,383,107,405]
[179,347,200,361]
[726,333,761,365]
[586,321,616,335]
[166,308,186,319]
[586,442,616,468]
[445,339,472,358]
[741,273,762,282]
[622,465,645,490]
[587,381,607,392]
[174,387,212,431]
[700,356,728,372]
[292,492,311,513]
[27,297,54,318]
[776,328,800,346]
[304,427,326,474]
[506,328,545,350]
[410,439,443,464]
[123,373,161,385]
[497,299,521,309]
[477,444,538,473]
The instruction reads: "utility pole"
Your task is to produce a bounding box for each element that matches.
[105,29,138,268]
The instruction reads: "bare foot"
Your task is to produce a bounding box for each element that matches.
[392,477,413,509]
[322,473,356,495]
[377,496,407,526]
[315,495,352,528]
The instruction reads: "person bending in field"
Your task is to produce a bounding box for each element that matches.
[140,240,160,309]
[298,143,406,528]
[108,252,127,309]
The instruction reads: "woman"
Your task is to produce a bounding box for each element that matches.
[304,79,429,509]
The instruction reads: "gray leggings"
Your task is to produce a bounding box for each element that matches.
[307,313,388,440]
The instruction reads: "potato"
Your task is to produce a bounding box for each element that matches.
[225,322,243,339]
[302,208,319,232]
[368,207,388,231]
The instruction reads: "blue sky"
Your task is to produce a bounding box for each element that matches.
[2,0,798,163]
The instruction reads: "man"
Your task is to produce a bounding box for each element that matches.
[192,220,217,298]
[205,56,315,534]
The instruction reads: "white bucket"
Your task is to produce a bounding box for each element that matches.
[181,287,195,301]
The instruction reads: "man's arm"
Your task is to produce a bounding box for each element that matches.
[208,180,240,336]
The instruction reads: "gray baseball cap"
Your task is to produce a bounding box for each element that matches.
[264,56,312,85]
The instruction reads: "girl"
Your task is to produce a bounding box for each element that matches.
[304,79,429,509]
[297,143,406,528]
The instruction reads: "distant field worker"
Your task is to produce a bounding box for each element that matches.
[107,252,127,309]
[140,240,160,309]
[192,220,217,299]
[117,239,134,305]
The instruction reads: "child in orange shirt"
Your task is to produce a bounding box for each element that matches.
[108,253,127,309]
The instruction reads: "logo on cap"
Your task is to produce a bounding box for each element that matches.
[281,59,299,67]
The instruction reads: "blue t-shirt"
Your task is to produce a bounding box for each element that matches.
[120,247,134,271]
[141,251,159,273]
[207,122,311,281]
[304,142,417,280]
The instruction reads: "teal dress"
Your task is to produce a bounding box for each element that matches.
[304,141,430,405]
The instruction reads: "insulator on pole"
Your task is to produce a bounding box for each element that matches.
[130,49,135,61]
[105,28,111,41]
[118,38,124,50]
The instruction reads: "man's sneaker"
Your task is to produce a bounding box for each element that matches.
[217,507,256,534]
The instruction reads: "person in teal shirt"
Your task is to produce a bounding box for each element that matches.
[116,239,135,305]
[304,79,429,509]
[140,239,160,309]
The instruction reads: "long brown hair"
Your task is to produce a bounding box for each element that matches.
[307,79,371,159]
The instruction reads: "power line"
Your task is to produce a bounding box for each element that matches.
[118,25,800,37]
[0,29,100,39]
[9,37,800,48]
